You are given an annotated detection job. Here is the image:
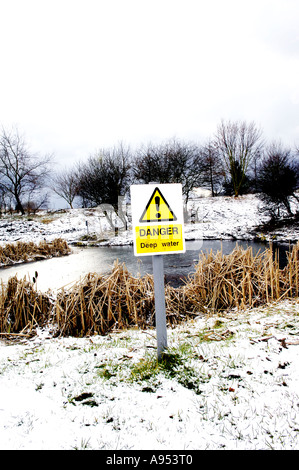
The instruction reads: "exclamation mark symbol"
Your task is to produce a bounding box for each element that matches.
[155,196,161,219]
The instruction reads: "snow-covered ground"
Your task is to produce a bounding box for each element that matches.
[0,193,298,247]
[0,193,299,451]
[1,299,299,450]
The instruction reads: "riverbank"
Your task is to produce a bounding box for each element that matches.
[0,194,298,247]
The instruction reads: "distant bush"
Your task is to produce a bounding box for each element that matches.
[257,142,299,219]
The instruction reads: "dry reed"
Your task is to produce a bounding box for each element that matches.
[0,242,299,337]
[0,276,53,335]
[181,242,299,314]
[54,264,155,336]
[0,238,71,266]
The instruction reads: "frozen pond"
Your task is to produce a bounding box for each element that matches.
[0,240,290,292]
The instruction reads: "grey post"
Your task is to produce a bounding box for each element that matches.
[152,254,167,360]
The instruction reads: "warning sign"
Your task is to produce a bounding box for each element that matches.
[139,187,177,223]
[130,184,185,257]
[134,224,184,254]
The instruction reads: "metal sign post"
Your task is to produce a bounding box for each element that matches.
[130,184,185,361]
[152,254,167,359]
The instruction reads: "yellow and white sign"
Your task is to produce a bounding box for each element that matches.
[139,186,177,223]
[130,184,185,256]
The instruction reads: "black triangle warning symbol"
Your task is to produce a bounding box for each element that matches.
[139,187,177,223]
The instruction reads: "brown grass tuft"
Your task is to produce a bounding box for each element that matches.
[0,238,71,266]
[54,262,155,337]
[181,242,299,314]
[0,276,53,335]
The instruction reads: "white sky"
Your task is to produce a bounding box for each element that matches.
[0,0,299,168]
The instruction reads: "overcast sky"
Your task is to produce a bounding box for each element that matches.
[1,0,299,168]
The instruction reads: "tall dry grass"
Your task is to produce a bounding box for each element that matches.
[0,242,298,337]
[0,276,53,335]
[0,238,71,266]
[181,244,296,313]
[54,264,155,336]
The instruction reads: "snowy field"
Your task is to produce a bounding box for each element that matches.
[1,299,299,450]
[0,193,299,451]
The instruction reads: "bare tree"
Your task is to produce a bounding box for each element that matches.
[200,140,224,196]
[51,167,79,209]
[0,126,53,215]
[24,193,49,214]
[214,120,263,196]
[133,138,202,204]
[257,141,299,218]
[77,143,132,228]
